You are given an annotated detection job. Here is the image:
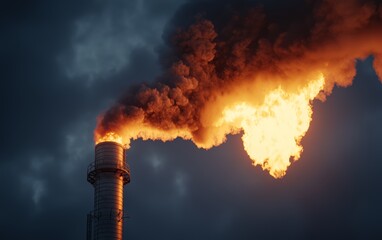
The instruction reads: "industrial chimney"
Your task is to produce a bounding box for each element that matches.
[87,141,131,240]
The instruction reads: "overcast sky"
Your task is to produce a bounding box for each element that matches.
[1,0,382,239]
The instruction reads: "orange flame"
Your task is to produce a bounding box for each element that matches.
[95,74,324,178]
[95,132,123,145]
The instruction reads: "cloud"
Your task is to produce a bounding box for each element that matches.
[60,0,186,84]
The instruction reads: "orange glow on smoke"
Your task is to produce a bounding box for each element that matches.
[94,0,382,178]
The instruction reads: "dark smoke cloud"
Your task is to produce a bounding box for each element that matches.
[97,0,382,149]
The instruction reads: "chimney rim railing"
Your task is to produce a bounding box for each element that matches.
[87,161,130,185]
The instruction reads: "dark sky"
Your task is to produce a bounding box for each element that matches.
[1,0,382,239]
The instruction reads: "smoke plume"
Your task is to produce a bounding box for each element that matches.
[95,0,382,178]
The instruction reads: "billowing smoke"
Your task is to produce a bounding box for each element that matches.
[95,0,382,178]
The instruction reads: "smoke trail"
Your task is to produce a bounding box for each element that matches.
[95,0,382,178]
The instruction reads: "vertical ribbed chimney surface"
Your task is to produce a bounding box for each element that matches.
[87,142,130,240]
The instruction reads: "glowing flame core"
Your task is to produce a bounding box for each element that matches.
[216,74,324,178]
